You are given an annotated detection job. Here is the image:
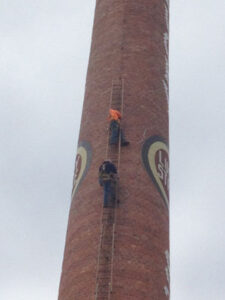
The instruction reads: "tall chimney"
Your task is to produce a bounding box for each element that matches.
[58,0,169,299]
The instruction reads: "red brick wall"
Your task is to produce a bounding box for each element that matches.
[58,0,169,299]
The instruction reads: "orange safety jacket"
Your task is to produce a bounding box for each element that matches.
[108,109,122,122]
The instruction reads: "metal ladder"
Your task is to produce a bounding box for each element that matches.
[95,79,124,300]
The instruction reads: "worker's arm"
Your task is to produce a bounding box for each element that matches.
[111,172,118,182]
[117,111,122,119]
[112,165,117,174]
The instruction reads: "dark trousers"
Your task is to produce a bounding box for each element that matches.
[110,120,126,145]
[103,180,116,207]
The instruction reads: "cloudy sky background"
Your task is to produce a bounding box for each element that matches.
[1,1,225,299]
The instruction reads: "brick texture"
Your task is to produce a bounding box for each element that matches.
[58,0,169,299]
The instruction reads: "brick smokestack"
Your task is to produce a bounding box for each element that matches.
[58,0,169,299]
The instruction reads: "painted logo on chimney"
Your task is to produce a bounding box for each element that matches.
[72,141,92,198]
[142,136,169,209]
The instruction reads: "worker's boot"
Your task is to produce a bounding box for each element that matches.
[120,129,129,146]
[121,140,129,146]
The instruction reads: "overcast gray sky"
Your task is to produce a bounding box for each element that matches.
[1,1,225,299]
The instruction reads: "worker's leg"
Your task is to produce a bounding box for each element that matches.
[110,180,116,206]
[103,180,111,207]
[110,120,119,144]
[120,129,129,146]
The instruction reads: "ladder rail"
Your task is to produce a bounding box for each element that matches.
[117,78,124,171]
[95,218,105,299]
[105,81,115,161]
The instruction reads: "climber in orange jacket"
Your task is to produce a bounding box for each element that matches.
[108,109,129,146]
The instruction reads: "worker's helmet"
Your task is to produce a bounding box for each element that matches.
[103,159,111,164]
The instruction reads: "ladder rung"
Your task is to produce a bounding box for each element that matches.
[98,284,109,288]
[102,239,113,243]
[99,253,112,258]
[97,274,111,278]
[98,268,111,273]
[98,269,111,274]
[111,104,121,107]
